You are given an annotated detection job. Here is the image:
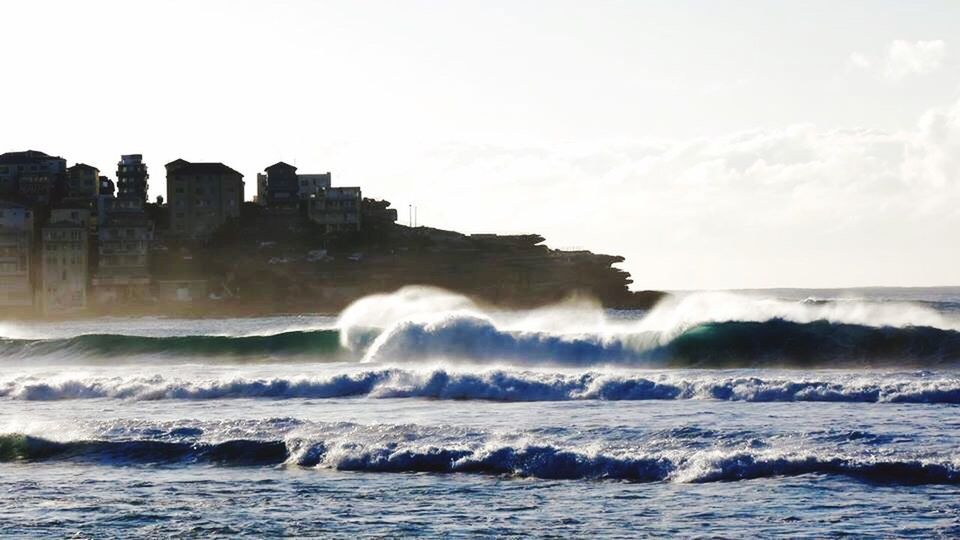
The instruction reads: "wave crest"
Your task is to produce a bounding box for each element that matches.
[3,432,958,485]
[361,316,960,367]
[1,289,958,366]
[4,369,960,403]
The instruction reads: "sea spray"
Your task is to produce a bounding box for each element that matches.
[2,288,960,365]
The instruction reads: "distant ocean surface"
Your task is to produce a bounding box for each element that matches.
[2,286,960,537]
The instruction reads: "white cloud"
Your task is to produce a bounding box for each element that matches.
[883,39,946,80]
[847,40,946,81]
[848,51,872,70]
[371,98,960,288]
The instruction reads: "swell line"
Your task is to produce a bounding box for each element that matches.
[2,433,958,485]
[4,370,960,403]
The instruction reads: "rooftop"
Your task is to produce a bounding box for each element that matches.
[265,162,297,173]
[167,159,242,177]
[68,163,98,172]
[0,150,63,165]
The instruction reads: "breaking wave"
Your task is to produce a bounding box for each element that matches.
[4,369,960,403]
[361,317,960,366]
[2,432,958,485]
[1,288,959,366]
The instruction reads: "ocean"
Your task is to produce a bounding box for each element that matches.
[1,286,959,537]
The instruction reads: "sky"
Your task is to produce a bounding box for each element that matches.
[1,0,958,290]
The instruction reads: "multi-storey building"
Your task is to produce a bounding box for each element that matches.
[297,173,332,199]
[40,220,88,314]
[0,199,35,308]
[308,187,362,232]
[0,199,35,231]
[256,173,268,205]
[0,230,32,308]
[18,173,64,205]
[166,159,244,239]
[96,176,116,227]
[91,213,153,304]
[116,154,148,205]
[66,163,100,199]
[52,203,96,234]
[259,164,333,207]
[0,150,66,196]
[263,162,299,208]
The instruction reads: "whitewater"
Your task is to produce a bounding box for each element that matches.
[2,286,960,537]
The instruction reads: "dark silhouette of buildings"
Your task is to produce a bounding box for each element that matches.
[262,162,299,208]
[117,154,148,205]
[308,187,362,232]
[41,218,89,314]
[0,150,67,197]
[0,145,655,317]
[92,211,153,305]
[66,164,100,199]
[166,159,244,239]
[0,199,34,308]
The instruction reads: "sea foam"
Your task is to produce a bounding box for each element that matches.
[2,430,958,485]
[3,369,959,403]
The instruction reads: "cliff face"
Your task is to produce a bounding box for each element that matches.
[151,213,666,315]
[350,228,664,310]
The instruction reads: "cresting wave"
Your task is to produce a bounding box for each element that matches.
[1,433,958,485]
[0,320,958,366]
[4,369,960,403]
[1,288,959,366]
[361,317,960,366]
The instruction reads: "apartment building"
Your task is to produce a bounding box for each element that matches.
[166,159,244,239]
[0,150,66,197]
[91,212,153,304]
[40,220,88,314]
[0,199,35,308]
[308,187,362,232]
[66,163,100,199]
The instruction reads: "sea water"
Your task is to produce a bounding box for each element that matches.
[1,287,959,537]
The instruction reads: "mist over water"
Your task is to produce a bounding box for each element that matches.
[2,286,960,536]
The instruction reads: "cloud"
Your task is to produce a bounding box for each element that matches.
[847,40,946,81]
[847,51,872,71]
[883,39,945,80]
[373,98,960,288]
